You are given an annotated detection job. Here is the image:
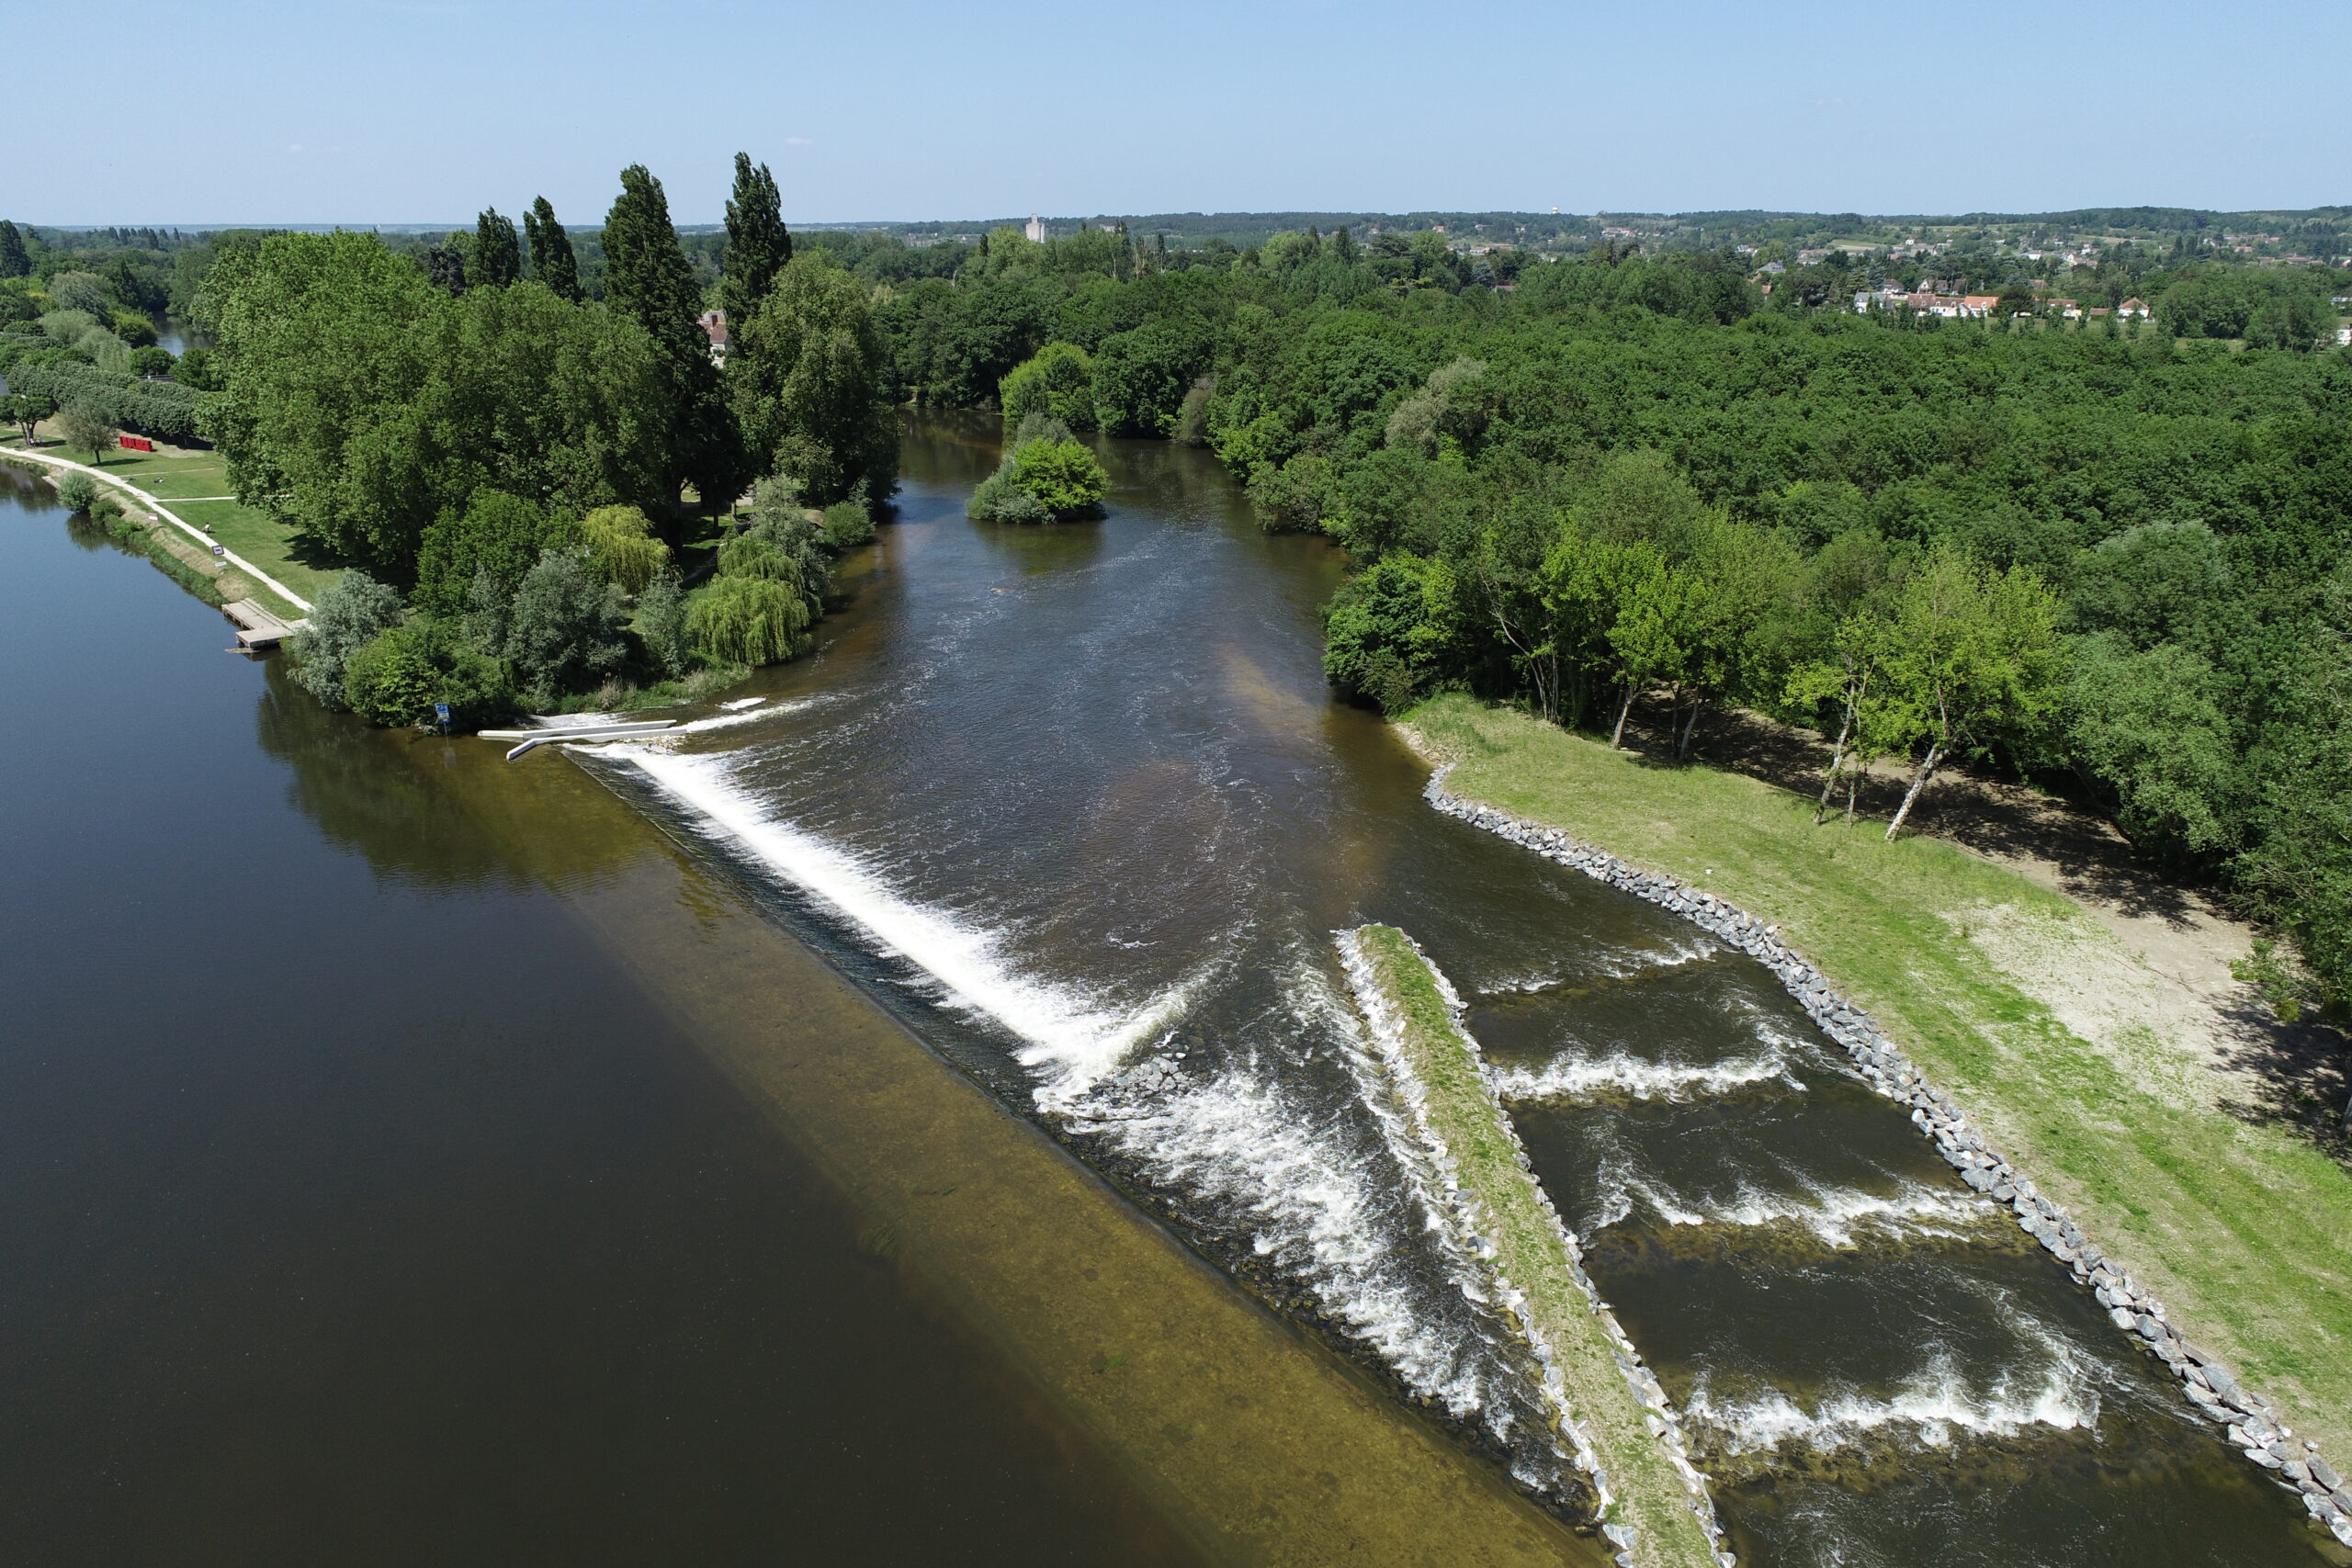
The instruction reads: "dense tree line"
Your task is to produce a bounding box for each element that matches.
[858,224,2352,1012]
[185,159,899,725]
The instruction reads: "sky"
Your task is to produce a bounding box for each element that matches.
[21,0,2351,226]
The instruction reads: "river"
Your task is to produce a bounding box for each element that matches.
[0,424,2329,1565]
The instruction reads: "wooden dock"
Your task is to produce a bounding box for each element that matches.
[221,598,308,649]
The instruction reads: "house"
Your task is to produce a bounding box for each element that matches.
[2337,326,2351,347]
[2053,299,2082,318]
[1796,248,1831,265]
[698,309,728,364]
[2118,298,2150,318]
[1962,295,2001,317]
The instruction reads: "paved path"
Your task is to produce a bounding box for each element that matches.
[3,446,311,612]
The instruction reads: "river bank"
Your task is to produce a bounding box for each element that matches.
[1,426,337,604]
[1402,694,2352,1483]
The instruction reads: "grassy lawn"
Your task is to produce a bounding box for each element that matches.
[1406,693,2352,1460]
[2,430,344,608]
[1349,924,1721,1568]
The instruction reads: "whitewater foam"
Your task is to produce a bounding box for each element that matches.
[1687,1352,2095,1455]
[615,746,1195,1101]
[1492,1048,1800,1105]
[1635,1179,1996,1248]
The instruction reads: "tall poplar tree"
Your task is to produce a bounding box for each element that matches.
[0,220,29,278]
[603,164,745,513]
[473,207,521,288]
[718,153,791,332]
[523,197,582,302]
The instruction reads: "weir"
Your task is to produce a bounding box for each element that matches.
[1338,924,1727,1568]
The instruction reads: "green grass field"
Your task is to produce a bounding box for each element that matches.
[2,431,344,607]
[1407,693,2352,1460]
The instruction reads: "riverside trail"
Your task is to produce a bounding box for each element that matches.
[561,412,2329,1567]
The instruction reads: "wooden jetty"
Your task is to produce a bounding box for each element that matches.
[221,598,308,650]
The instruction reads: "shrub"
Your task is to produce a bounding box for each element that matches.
[820,499,875,548]
[966,465,1047,523]
[1009,437,1109,517]
[578,503,670,595]
[967,436,1108,524]
[344,626,439,728]
[53,471,98,513]
[340,616,512,729]
[635,570,690,678]
[289,570,405,711]
[127,345,174,378]
[109,310,158,349]
[687,575,809,666]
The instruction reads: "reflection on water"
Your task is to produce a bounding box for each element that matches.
[0,481,1211,1566]
[564,412,2333,1567]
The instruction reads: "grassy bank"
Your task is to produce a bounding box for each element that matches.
[2,431,342,606]
[1406,693,2352,1461]
[1345,923,1722,1568]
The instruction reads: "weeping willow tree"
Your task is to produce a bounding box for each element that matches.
[579,503,670,594]
[687,575,809,666]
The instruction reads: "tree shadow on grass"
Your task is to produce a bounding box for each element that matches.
[1607,696,2208,929]
[1595,695,2352,1162]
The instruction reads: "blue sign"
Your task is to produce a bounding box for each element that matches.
[435,703,452,727]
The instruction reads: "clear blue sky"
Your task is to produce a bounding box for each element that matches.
[24,0,2350,226]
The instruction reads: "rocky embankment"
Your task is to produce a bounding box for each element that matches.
[1423,769,2352,1552]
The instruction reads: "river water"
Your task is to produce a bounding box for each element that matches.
[581,415,2327,1566]
[1,424,2329,1566]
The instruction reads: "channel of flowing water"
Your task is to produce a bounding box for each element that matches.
[571,412,2329,1566]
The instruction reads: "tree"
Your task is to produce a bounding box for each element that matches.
[718,153,792,337]
[424,239,467,296]
[0,220,28,279]
[4,390,55,442]
[635,570,689,677]
[729,254,898,505]
[523,197,582,302]
[413,490,578,615]
[1092,321,1206,436]
[998,342,1096,435]
[1788,610,1889,824]
[473,208,521,288]
[688,574,810,666]
[199,231,671,570]
[579,503,670,593]
[502,547,630,706]
[1878,546,2065,839]
[48,271,112,315]
[604,164,744,513]
[58,400,119,463]
[288,570,405,711]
